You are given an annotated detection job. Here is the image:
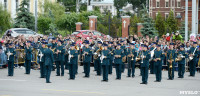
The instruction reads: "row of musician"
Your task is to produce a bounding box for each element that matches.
[5,40,200,84]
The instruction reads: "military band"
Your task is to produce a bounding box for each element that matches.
[4,38,200,84]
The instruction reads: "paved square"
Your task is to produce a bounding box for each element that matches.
[0,67,200,96]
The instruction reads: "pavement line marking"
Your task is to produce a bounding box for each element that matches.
[42,89,106,95]
[0,79,26,82]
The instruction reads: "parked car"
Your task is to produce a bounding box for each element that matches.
[3,28,43,38]
[71,30,106,38]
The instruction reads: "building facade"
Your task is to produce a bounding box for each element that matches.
[149,0,200,33]
[0,0,56,19]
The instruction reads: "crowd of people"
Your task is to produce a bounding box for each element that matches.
[0,31,200,84]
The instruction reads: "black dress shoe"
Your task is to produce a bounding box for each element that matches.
[46,82,51,83]
[154,80,159,82]
[140,82,145,84]
[95,74,101,76]
[61,75,64,76]
[132,76,135,78]
[56,75,60,76]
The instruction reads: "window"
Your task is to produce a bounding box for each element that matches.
[176,13,181,16]
[4,0,7,10]
[156,1,160,8]
[177,1,181,8]
[165,13,169,19]
[16,0,19,12]
[165,1,169,7]
[156,13,158,16]
[26,30,35,34]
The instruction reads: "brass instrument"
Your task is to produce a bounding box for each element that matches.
[82,51,88,61]
[189,47,198,61]
[141,51,144,63]
[7,51,12,60]
[175,54,184,62]
[122,56,126,62]
[149,47,156,61]
[51,48,56,53]
[198,58,200,68]
[75,45,79,50]
[38,50,44,62]
[128,48,134,61]
[68,50,72,63]
[169,52,173,77]
[136,51,141,62]
[100,51,105,63]
[94,46,103,59]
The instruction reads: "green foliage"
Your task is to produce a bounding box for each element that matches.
[0,4,12,36]
[37,16,51,34]
[57,0,76,12]
[14,0,35,30]
[140,5,157,38]
[166,10,178,34]
[129,14,141,35]
[128,0,146,11]
[79,3,87,12]
[155,12,166,37]
[114,0,128,17]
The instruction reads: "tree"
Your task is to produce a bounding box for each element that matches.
[155,12,166,37]
[128,0,146,12]
[14,0,35,30]
[129,14,141,35]
[0,4,12,36]
[114,0,128,17]
[57,0,76,12]
[166,10,178,34]
[140,5,157,38]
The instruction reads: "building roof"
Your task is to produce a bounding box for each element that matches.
[91,0,114,4]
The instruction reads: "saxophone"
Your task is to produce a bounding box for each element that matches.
[169,52,173,77]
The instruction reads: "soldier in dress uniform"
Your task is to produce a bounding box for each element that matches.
[55,40,65,76]
[177,45,188,78]
[167,43,177,80]
[149,42,157,74]
[140,45,150,84]
[68,42,78,80]
[82,40,92,77]
[153,45,164,82]
[120,41,126,73]
[64,39,70,70]
[127,43,137,78]
[5,43,16,76]
[38,42,46,78]
[94,41,103,76]
[188,42,198,77]
[113,43,124,80]
[51,38,57,71]
[108,42,114,74]
[101,43,110,82]
[44,44,54,83]
[24,41,32,74]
